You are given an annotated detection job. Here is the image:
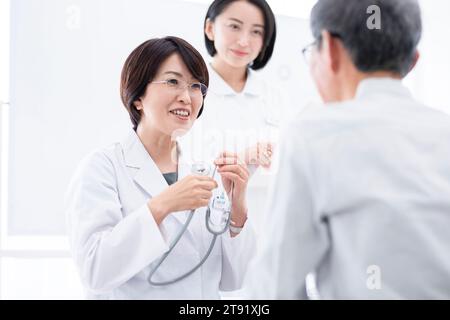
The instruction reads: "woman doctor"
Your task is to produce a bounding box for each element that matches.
[181,0,292,234]
[65,36,255,299]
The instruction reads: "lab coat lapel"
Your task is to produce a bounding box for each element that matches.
[177,152,191,183]
[121,131,168,199]
[121,131,194,235]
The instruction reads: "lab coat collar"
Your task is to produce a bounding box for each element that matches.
[207,63,263,97]
[355,77,413,100]
[121,130,168,198]
[120,130,193,230]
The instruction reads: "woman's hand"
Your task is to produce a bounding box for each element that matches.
[148,175,218,224]
[239,142,274,169]
[214,152,250,227]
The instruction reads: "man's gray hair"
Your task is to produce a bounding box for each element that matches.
[310,0,422,76]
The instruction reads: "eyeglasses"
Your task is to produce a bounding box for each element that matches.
[301,32,343,65]
[301,41,317,65]
[151,78,208,97]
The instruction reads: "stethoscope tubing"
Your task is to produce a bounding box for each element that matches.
[148,165,232,286]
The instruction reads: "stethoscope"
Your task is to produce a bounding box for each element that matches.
[147,162,233,286]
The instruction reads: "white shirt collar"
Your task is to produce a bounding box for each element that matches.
[207,63,263,97]
[355,77,412,100]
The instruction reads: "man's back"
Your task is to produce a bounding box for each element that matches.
[245,78,450,299]
[297,78,450,298]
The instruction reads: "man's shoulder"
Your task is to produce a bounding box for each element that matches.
[285,97,450,144]
[284,101,359,140]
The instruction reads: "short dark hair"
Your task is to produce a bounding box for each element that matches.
[204,0,276,70]
[120,36,209,130]
[311,0,422,77]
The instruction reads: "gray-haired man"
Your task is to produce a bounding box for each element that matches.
[244,0,450,299]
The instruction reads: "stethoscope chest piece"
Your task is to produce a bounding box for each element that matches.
[148,161,232,286]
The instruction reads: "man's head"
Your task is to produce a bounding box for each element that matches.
[306,0,422,102]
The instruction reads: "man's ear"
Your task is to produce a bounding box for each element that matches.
[409,50,420,73]
[205,18,215,41]
[320,30,341,74]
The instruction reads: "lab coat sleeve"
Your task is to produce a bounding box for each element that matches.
[242,127,330,299]
[65,151,169,294]
[219,218,257,291]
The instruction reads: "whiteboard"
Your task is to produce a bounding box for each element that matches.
[7,0,317,235]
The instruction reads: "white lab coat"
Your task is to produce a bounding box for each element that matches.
[65,130,256,299]
[244,78,450,299]
[180,64,296,235]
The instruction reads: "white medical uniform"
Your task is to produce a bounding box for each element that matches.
[65,130,256,299]
[180,64,295,235]
[244,78,450,299]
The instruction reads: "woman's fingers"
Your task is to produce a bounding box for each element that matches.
[197,178,218,190]
[218,151,239,159]
[195,175,217,182]
[257,142,273,166]
[214,157,242,166]
[218,171,246,185]
[215,151,244,165]
[218,164,249,181]
[215,146,273,170]
[196,189,213,200]
[195,198,210,208]
[259,153,272,167]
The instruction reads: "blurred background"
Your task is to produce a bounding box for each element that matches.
[0,0,449,299]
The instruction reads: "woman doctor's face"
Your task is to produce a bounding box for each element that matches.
[205,0,265,69]
[134,53,204,137]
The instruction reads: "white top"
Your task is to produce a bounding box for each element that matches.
[180,65,296,234]
[65,130,255,299]
[243,78,450,299]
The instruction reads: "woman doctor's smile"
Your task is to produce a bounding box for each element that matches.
[134,53,206,137]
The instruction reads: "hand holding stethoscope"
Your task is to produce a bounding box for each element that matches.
[148,152,250,286]
[214,151,250,227]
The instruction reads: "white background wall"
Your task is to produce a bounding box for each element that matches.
[0,0,449,299]
[5,0,315,236]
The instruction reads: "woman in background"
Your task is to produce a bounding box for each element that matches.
[182,0,293,235]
